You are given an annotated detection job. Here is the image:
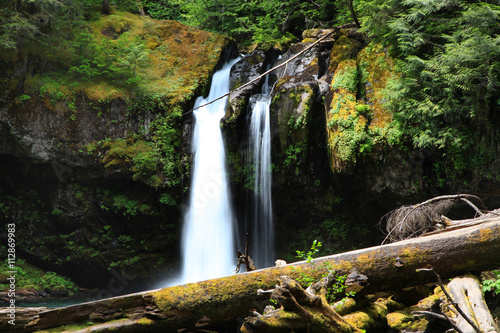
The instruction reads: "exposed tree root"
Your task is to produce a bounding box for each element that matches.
[381,194,489,243]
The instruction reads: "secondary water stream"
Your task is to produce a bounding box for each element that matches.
[247,73,274,268]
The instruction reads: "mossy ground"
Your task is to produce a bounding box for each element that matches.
[3,9,233,186]
[0,259,77,294]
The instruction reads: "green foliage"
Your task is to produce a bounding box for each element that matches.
[119,41,149,78]
[483,270,500,296]
[294,240,356,303]
[38,271,77,292]
[143,0,182,21]
[68,29,147,83]
[360,0,500,172]
[0,259,77,293]
[296,239,322,263]
[171,0,339,48]
[94,105,183,189]
[112,194,142,216]
[0,0,82,54]
[158,192,176,206]
[283,144,303,175]
[328,114,373,162]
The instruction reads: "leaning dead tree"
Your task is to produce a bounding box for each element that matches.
[236,233,256,273]
[380,194,493,243]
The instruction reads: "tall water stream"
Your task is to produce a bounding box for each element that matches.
[179,58,239,284]
[247,74,274,268]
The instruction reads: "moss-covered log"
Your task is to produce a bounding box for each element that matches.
[18,217,500,332]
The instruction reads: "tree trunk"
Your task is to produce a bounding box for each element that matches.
[17,217,500,332]
[102,0,110,15]
[348,0,361,28]
[137,1,145,16]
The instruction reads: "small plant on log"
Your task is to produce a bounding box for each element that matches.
[296,239,323,263]
[294,240,355,303]
[295,240,331,283]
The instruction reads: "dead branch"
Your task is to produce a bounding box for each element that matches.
[241,275,362,333]
[417,267,481,333]
[236,233,256,273]
[412,310,464,333]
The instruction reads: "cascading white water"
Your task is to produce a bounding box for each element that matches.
[179,58,239,284]
[247,75,274,268]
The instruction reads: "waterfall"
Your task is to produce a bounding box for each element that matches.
[247,73,274,268]
[179,58,239,284]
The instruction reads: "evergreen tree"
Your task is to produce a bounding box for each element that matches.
[360,0,500,170]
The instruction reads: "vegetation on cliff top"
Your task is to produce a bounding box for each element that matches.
[1,1,234,189]
[359,0,500,177]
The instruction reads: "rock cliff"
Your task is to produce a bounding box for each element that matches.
[224,26,500,261]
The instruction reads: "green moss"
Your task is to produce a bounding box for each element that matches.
[151,265,304,320]
[344,298,390,331]
[6,10,231,187]
[331,59,359,93]
[357,42,396,129]
[325,42,400,172]
[329,36,363,74]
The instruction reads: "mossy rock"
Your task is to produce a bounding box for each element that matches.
[50,285,69,297]
[326,59,367,170]
[357,43,397,130]
[329,35,363,75]
[387,288,442,331]
[272,76,317,152]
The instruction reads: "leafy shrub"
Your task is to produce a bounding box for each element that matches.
[483,270,500,296]
[0,259,77,293]
[360,0,500,172]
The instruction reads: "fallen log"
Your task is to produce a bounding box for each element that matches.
[0,307,47,332]
[13,216,500,332]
